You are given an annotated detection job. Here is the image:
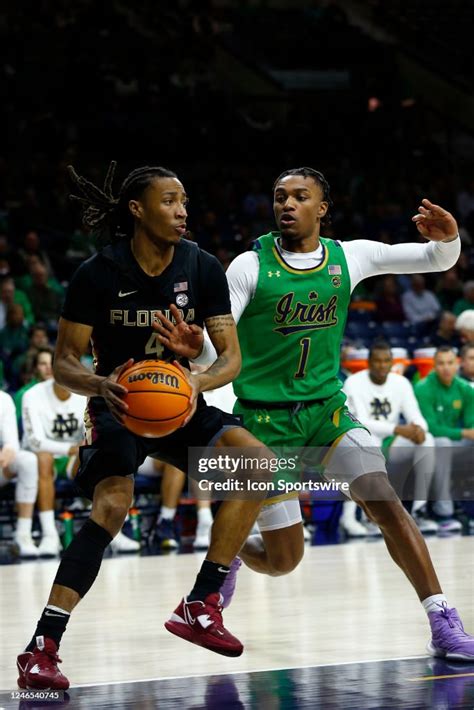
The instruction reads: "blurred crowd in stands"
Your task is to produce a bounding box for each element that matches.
[1,0,474,384]
[1,0,474,553]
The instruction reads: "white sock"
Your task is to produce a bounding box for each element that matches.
[39,510,58,537]
[46,604,70,617]
[159,506,176,522]
[422,594,449,614]
[341,500,357,522]
[16,517,33,537]
[197,506,213,526]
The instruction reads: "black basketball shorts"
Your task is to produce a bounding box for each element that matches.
[76,395,242,499]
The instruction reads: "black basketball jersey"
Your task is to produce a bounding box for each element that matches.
[62,238,231,376]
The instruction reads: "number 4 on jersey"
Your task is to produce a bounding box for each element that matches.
[145,332,164,358]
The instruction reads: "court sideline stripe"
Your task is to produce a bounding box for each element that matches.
[408,672,474,682]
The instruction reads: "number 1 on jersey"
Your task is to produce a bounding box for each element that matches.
[145,332,164,358]
[294,337,311,379]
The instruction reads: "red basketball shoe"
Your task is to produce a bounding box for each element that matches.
[17,637,70,690]
[165,593,244,657]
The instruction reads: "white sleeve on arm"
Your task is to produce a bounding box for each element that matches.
[22,391,71,456]
[399,378,428,430]
[0,394,20,452]
[191,251,259,366]
[344,238,460,292]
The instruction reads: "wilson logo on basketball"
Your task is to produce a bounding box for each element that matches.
[128,372,179,388]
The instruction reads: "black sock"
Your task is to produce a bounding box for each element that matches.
[188,559,230,601]
[25,607,70,652]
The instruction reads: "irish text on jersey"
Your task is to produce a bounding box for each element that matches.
[273,291,338,335]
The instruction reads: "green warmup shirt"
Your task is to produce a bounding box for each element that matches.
[415,370,474,440]
[234,233,351,402]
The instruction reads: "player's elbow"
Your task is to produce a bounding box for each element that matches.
[229,350,241,379]
[52,356,67,387]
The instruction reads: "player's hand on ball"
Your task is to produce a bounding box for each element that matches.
[412,199,458,242]
[153,304,204,359]
[172,360,199,426]
[98,358,133,423]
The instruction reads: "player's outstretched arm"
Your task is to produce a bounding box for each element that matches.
[54,317,131,421]
[346,199,460,288]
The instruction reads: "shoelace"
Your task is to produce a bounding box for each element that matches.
[36,647,63,669]
[436,603,466,636]
[206,599,224,627]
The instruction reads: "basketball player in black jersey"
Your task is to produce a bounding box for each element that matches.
[16,162,270,690]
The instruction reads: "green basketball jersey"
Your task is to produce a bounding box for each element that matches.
[234,232,351,402]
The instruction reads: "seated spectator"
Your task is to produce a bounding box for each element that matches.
[459,344,474,386]
[453,281,474,316]
[415,345,474,532]
[374,275,406,322]
[14,347,54,424]
[12,324,51,382]
[431,311,461,349]
[401,274,441,327]
[0,276,34,328]
[24,262,63,328]
[0,390,39,557]
[343,340,437,536]
[21,376,138,556]
[455,310,474,345]
[21,378,87,557]
[17,230,54,278]
[0,304,30,385]
[436,268,463,311]
[15,255,64,299]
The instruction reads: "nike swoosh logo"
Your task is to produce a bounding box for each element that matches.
[216,629,224,636]
[118,290,138,297]
[218,567,230,574]
[44,610,66,617]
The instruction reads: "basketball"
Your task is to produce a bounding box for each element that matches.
[117,360,192,438]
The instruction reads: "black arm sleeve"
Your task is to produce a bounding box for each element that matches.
[62,260,101,326]
[199,253,232,319]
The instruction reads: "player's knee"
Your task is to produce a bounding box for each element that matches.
[351,472,397,505]
[268,545,304,576]
[363,497,405,528]
[93,482,132,535]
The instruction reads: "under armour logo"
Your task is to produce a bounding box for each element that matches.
[268,270,281,278]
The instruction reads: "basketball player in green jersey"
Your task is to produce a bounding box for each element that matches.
[156,168,474,660]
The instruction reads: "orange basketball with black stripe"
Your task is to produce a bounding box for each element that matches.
[118,360,192,438]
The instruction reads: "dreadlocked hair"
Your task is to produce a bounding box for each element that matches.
[68,162,177,245]
[273,167,333,227]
